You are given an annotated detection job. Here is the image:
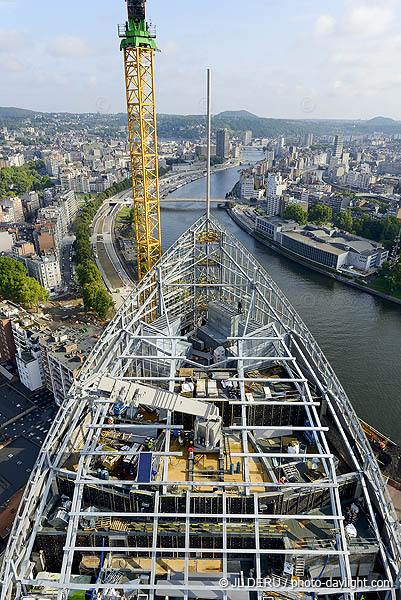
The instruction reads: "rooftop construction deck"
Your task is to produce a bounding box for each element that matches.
[1,215,400,600]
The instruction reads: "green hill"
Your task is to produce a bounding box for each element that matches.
[366,116,398,126]
[0,107,40,118]
[216,110,259,119]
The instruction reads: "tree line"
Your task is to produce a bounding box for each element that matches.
[73,179,131,318]
[283,203,400,249]
[0,257,48,309]
[0,160,53,197]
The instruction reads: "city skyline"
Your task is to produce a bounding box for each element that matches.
[0,0,400,119]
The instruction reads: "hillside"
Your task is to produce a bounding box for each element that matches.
[2,107,401,140]
[0,107,39,118]
[366,116,397,125]
[216,110,259,119]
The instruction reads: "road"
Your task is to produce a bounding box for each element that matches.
[91,191,135,308]
[159,159,240,199]
[90,162,239,307]
[61,238,74,286]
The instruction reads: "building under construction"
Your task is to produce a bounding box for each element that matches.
[1,0,400,599]
[1,215,400,599]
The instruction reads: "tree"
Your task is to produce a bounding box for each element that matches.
[333,209,353,232]
[283,204,307,225]
[92,285,114,318]
[308,204,332,225]
[19,277,49,309]
[352,214,400,244]
[0,257,27,302]
[378,261,391,278]
[0,160,53,197]
[0,257,48,309]
[76,260,102,287]
[82,282,97,312]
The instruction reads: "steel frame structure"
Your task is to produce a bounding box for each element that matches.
[124,45,161,280]
[1,216,400,600]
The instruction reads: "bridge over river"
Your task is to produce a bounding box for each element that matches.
[159,197,228,203]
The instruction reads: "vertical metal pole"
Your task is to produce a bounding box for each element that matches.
[206,68,212,220]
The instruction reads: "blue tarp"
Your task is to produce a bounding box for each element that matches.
[136,452,153,483]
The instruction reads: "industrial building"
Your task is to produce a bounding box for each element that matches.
[255,218,388,275]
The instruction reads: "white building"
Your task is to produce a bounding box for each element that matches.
[0,197,24,223]
[59,170,73,191]
[346,171,372,191]
[72,174,90,194]
[9,154,25,167]
[12,320,45,391]
[16,351,44,391]
[40,332,96,406]
[304,133,313,147]
[54,189,78,228]
[240,175,255,200]
[0,231,14,253]
[22,191,40,217]
[45,157,60,178]
[25,254,62,292]
[256,219,388,275]
[264,195,281,217]
[244,131,252,146]
[314,153,328,167]
[266,173,286,199]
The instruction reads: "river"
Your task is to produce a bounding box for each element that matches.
[160,150,401,444]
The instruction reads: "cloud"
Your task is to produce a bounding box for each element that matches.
[87,75,98,88]
[47,35,93,59]
[32,70,71,87]
[0,27,28,52]
[344,4,393,37]
[313,1,394,40]
[314,15,336,36]
[2,56,26,72]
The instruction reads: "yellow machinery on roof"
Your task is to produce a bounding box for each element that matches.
[119,0,161,280]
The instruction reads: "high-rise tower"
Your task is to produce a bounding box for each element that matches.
[333,134,344,159]
[216,129,230,158]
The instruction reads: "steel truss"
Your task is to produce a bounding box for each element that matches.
[124,45,161,280]
[1,215,400,600]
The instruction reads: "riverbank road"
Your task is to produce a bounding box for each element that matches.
[91,191,135,309]
[232,205,257,229]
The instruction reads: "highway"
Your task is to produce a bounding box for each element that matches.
[90,163,237,307]
[91,191,135,309]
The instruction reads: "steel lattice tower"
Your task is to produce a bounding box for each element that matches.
[119,0,161,280]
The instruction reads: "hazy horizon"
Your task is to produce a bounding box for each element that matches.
[1,106,399,123]
[0,0,400,120]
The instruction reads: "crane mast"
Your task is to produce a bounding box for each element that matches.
[119,0,161,280]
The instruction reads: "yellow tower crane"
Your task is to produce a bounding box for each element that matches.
[119,0,161,280]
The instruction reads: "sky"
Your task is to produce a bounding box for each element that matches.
[0,0,400,119]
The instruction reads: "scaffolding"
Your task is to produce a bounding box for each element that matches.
[1,215,400,600]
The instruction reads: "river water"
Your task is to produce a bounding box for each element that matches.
[160,150,401,444]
